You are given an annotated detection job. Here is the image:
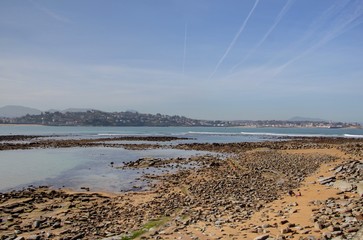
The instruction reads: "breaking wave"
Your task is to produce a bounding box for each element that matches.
[187,131,243,136]
[185,131,363,138]
[343,134,363,138]
[239,132,330,137]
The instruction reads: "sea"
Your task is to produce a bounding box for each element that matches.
[1,125,362,192]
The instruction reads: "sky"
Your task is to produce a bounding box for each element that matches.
[0,0,362,122]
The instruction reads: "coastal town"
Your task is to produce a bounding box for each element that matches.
[0,110,361,128]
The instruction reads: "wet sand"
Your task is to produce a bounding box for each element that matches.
[0,137,362,240]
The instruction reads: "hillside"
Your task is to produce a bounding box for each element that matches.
[0,105,42,118]
[1,110,217,127]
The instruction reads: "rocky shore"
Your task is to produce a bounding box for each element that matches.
[0,137,362,239]
[0,136,189,151]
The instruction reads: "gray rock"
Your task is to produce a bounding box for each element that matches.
[318,176,336,185]
[331,237,344,240]
[14,237,25,240]
[355,182,363,197]
[345,216,357,223]
[333,180,353,192]
[253,234,269,240]
[331,231,342,236]
[352,226,363,240]
[335,166,343,173]
[322,232,332,239]
[314,221,324,230]
[32,220,41,229]
[52,221,61,229]
[305,236,317,240]
[281,227,291,234]
[27,236,41,240]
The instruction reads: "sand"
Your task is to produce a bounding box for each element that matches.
[1,139,362,240]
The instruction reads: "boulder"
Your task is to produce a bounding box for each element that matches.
[333,180,353,192]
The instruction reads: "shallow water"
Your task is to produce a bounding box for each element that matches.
[1,125,362,192]
[0,148,86,191]
[0,147,212,192]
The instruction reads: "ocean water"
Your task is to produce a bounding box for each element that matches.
[1,125,363,139]
[1,126,362,192]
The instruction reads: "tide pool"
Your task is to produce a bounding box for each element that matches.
[0,147,211,192]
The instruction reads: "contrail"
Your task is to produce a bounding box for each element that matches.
[182,23,188,75]
[230,0,295,72]
[275,0,363,74]
[250,0,351,74]
[28,0,70,23]
[209,0,260,79]
[293,0,351,48]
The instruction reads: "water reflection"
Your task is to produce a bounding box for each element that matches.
[0,147,212,192]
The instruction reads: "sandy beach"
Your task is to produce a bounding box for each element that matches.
[0,136,362,240]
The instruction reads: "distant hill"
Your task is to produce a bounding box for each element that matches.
[289,116,327,122]
[61,108,96,113]
[4,110,214,127]
[47,108,97,113]
[0,105,42,118]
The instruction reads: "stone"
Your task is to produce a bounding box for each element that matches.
[333,180,353,192]
[261,224,271,228]
[27,235,41,240]
[289,209,297,214]
[346,227,360,233]
[335,166,343,173]
[318,176,335,185]
[253,234,269,240]
[14,237,25,240]
[331,237,344,240]
[331,231,342,236]
[355,182,363,197]
[299,229,311,234]
[352,227,363,240]
[327,226,340,232]
[32,220,41,228]
[304,236,317,240]
[345,216,357,223]
[287,223,296,228]
[281,227,291,234]
[314,222,323,230]
[280,220,288,225]
[52,221,61,228]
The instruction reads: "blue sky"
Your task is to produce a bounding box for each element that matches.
[0,0,362,121]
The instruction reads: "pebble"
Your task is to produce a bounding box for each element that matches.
[1,140,362,240]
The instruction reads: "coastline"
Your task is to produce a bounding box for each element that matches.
[0,124,44,127]
[0,123,361,129]
[0,137,362,239]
